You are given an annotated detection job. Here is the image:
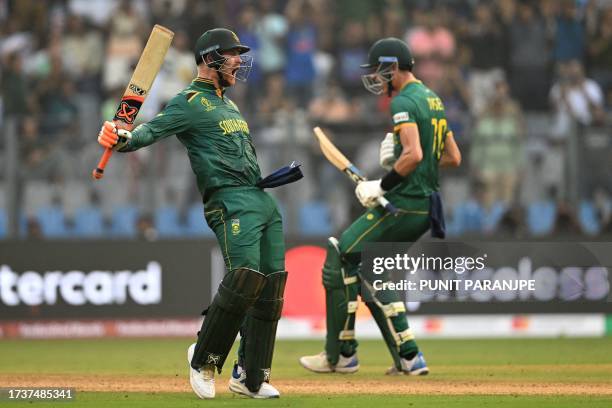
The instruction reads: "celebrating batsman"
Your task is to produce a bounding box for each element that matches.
[300,38,461,375]
[98,28,297,399]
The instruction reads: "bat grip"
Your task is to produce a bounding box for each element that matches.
[92,148,113,180]
[378,196,398,216]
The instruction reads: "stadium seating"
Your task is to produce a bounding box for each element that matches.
[578,201,600,236]
[36,205,70,238]
[109,205,139,238]
[185,203,214,237]
[299,201,332,236]
[154,206,185,238]
[447,200,484,236]
[527,201,557,236]
[482,202,508,233]
[72,206,105,238]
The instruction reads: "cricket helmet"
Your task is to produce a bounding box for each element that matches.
[360,37,414,71]
[194,28,253,83]
[360,37,414,95]
[194,28,250,64]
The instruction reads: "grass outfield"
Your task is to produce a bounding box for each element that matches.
[0,338,611,407]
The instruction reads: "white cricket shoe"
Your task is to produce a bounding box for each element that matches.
[228,363,280,399]
[386,351,429,376]
[299,351,359,373]
[187,343,216,399]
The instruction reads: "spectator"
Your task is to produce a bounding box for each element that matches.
[550,59,605,137]
[508,1,551,111]
[25,216,43,240]
[20,117,45,177]
[496,205,527,239]
[136,214,158,241]
[36,60,79,135]
[553,201,581,235]
[19,116,72,181]
[337,20,368,97]
[553,0,585,63]
[432,61,471,139]
[308,83,353,124]
[381,2,405,39]
[587,7,612,105]
[3,0,611,240]
[102,0,147,91]
[406,9,455,90]
[180,0,218,44]
[470,80,524,208]
[254,0,288,77]
[157,30,196,103]
[464,2,506,115]
[1,52,29,117]
[61,14,104,90]
[256,73,294,127]
[235,5,262,113]
[151,0,187,32]
[593,188,611,231]
[284,0,318,108]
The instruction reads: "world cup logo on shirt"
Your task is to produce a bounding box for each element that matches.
[200,96,216,112]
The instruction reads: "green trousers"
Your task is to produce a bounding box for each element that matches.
[324,194,431,369]
[204,186,285,373]
[205,186,285,274]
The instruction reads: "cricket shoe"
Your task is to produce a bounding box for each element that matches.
[187,343,216,399]
[299,351,360,373]
[386,351,429,376]
[228,362,280,399]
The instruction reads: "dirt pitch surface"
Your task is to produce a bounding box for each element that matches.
[2,373,611,396]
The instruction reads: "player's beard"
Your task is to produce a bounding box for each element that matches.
[220,66,239,87]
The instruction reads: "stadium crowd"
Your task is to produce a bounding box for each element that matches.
[1,0,611,239]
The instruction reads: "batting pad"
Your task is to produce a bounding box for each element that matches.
[191,268,266,372]
[241,271,288,392]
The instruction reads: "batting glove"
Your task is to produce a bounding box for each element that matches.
[98,121,132,151]
[355,179,385,208]
[379,132,396,170]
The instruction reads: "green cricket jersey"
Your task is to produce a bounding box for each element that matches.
[389,79,450,198]
[120,77,261,201]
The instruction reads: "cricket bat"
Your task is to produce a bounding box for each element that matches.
[92,24,174,180]
[313,126,398,215]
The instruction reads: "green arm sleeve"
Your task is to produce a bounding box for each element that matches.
[119,95,191,152]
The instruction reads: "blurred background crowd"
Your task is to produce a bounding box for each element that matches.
[1,0,611,240]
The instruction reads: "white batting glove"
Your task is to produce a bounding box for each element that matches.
[355,179,385,208]
[98,121,132,151]
[379,132,396,170]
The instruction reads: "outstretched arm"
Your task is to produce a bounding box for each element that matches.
[98,95,192,152]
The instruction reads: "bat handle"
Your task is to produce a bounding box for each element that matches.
[92,148,113,180]
[378,196,398,216]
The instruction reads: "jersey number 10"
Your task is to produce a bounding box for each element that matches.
[431,118,447,160]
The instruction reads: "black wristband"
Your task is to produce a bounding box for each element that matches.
[380,168,404,191]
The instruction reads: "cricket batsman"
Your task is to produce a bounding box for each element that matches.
[300,38,461,375]
[97,28,302,399]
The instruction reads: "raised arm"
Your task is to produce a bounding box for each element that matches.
[98,95,192,152]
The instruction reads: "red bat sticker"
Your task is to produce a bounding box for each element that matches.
[114,96,144,124]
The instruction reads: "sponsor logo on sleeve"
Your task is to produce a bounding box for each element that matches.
[393,112,410,124]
